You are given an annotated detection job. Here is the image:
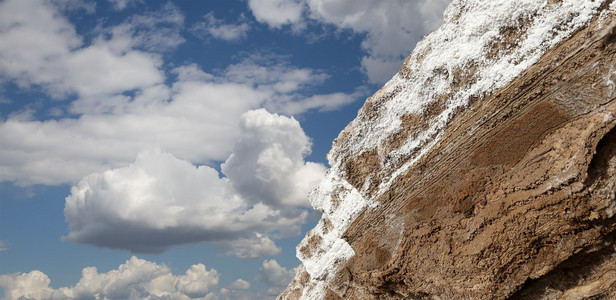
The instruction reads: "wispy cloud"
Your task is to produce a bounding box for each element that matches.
[217,233,282,259]
[0,1,356,187]
[247,0,451,83]
[116,2,185,53]
[107,0,142,11]
[191,12,251,42]
[0,97,12,105]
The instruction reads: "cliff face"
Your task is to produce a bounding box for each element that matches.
[280,0,616,299]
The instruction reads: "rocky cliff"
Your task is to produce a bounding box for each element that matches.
[280,0,616,299]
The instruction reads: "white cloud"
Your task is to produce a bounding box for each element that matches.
[0,256,221,300]
[0,56,349,186]
[0,96,12,105]
[0,0,354,257]
[61,149,307,254]
[305,0,451,83]
[0,0,83,93]
[64,45,163,98]
[248,0,305,29]
[418,0,454,31]
[191,12,251,42]
[0,0,169,100]
[227,279,251,290]
[0,270,54,300]
[0,240,8,251]
[217,233,282,259]
[218,288,258,300]
[52,0,96,13]
[108,0,142,11]
[220,54,360,115]
[63,148,242,253]
[256,259,296,295]
[360,55,406,85]
[0,27,351,187]
[222,109,326,208]
[221,54,328,92]
[0,0,356,187]
[116,2,185,53]
[278,91,357,115]
[247,0,452,83]
[63,109,323,254]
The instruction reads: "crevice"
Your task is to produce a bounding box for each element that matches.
[585,125,616,186]
[603,25,616,49]
[509,231,616,299]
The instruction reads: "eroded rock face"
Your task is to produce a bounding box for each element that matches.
[281,0,616,299]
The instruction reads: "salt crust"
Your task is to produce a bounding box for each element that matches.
[333,0,607,196]
[293,1,612,299]
[295,171,373,298]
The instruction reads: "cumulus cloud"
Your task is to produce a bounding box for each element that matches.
[218,289,257,300]
[0,69,350,188]
[0,256,221,300]
[0,0,357,259]
[0,0,354,186]
[227,279,251,290]
[191,12,251,42]
[247,0,452,83]
[0,60,345,185]
[222,109,326,208]
[248,0,305,29]
[63,149,243,253]
[256,259,297,295]
[63,109,324,254]
[0,270,54,300]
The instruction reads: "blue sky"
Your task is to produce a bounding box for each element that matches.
[0,0,450,298]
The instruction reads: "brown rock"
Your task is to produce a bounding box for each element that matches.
[281,2,616,299]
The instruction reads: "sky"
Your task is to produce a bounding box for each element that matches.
[0,0,450,299]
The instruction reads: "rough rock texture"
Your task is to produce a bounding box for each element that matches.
[281,0,616,299]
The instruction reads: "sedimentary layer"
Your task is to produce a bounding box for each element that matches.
[281,0,616,299]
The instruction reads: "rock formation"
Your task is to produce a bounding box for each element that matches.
[280,0,616,299]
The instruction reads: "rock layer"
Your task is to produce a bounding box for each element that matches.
[281,0,616,299]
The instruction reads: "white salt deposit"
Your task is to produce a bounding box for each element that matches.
[294,171,373,298]
[329,0,608,196]
[293,1,614,299]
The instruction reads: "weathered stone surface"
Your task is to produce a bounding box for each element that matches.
[281,1,616,299]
